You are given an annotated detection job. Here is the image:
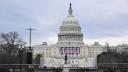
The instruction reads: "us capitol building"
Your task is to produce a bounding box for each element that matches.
[32,3,128,67]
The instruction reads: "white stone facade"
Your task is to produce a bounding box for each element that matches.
[32,3,128,67]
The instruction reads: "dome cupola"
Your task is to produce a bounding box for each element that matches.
[62,3,79,26]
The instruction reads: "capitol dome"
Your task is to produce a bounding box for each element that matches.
[57,3,83,44]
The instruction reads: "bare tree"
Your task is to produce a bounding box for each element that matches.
[0,32,26,56]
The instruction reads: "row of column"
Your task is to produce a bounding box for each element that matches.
[58,34,83,41]
[60,27,81,32]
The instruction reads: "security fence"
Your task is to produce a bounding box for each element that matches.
[0,64,128,72]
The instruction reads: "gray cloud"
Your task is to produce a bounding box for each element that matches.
[0,0,128,45]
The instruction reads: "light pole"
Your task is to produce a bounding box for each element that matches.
[26,27,35,72]
[26,27,35,64]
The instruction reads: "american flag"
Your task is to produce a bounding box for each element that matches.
[75,47,80,54]
[60,47,80,55]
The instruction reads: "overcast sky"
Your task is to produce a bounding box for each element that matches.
[0,0,128,46]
